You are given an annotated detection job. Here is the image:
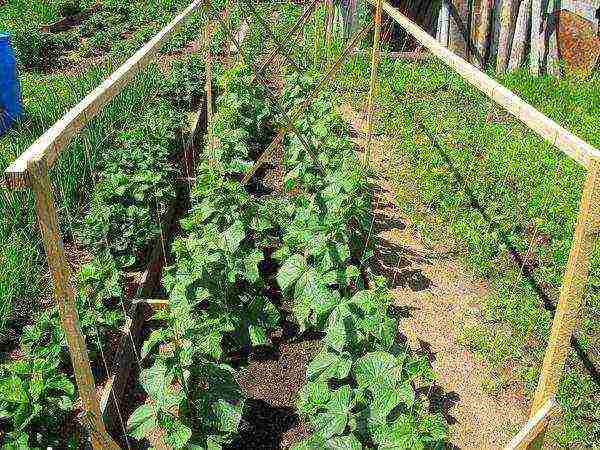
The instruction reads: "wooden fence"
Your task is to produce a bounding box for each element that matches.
[3,0,599,448]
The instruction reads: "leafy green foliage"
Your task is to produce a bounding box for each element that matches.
[0,357,76,448]
[77,105,180,269]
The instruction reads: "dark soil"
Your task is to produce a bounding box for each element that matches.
[231,319,321,450]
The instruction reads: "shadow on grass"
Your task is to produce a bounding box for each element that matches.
[408,105,600,388]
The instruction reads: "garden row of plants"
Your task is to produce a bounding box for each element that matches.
[10,0,208,72]
[0,57,205,449]
[127,64,447,449]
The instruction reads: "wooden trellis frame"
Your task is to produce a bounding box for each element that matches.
[4,0,599,448]
[366,1,600,448]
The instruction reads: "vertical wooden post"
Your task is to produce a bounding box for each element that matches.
[527,157,600,449]
[365,0,383,165]
[205,20,214,162]
[474,0,493,67]
[508,0,532,71]
[449,0,469,57]
[28,155,120,450]
[530,0,543,75]
[496,0,516,72]
[437,0,451,46]
[326,0,334,55]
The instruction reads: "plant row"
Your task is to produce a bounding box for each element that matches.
[0,57,205,449]
[128,65,447,449]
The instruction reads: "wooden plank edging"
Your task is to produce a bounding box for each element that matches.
[367,0,600,169]
[4,0,204,189]
[99,193,179,435]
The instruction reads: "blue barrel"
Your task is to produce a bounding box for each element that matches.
[0,34,23,135]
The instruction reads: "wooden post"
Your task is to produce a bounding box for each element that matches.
[326,0,334,55]
[437,0,450,46]
[527,157,600,449]
[496,0,517,72]
[365,0,383,165]
[205,21,214,162]
[28,155,120,450]
[530,0,543,74]
[449,0,469,57]
[474,0,494,67]
[508,0,532,71]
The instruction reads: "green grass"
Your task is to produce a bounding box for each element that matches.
[0,0,209,331]
[331,55,600,446]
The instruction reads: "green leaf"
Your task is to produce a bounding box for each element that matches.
[141,329,165,360]
[222,220,245,254]
[352,352,399,388]
[243,248,263,283]
[326,434,363,450]
[164,417,192,449]
[307,349,352,381]
[277,254,308,293]
[128,404,157,440]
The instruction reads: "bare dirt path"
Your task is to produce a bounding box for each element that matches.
[341,104,530,449]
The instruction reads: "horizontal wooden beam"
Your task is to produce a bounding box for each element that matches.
[4,0,204,189]
[504,397,559,449]
[369,0,600,169]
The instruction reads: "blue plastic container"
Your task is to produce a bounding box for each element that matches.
[0,33,23,135]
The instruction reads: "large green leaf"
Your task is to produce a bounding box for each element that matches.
[326,434,363,450]
[277,254,308,293]
[128,404,157,440]
[311,386,353,440]
[222,220,245,254]
[307,349,352,381]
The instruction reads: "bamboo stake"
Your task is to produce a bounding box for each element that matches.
[530,0,543,75]
[28,155,120,450]
[527,157,600,449]
[365,0,383,165]
[474,0,493,67]
[508,0,532,71]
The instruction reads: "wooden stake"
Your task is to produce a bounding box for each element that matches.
[365,0,383,165]
[527,157,600,449]
[205,21,214,162]
[28,156,120,450]
[326,0,334,52]
[448,0,469,57]
[496,0,517,72]
[505,397,558,450]
[508,0,532,71]
[437,0,450,46]
[474,0,494,67]
[530,0,543,75]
